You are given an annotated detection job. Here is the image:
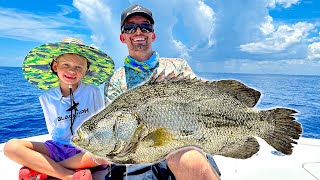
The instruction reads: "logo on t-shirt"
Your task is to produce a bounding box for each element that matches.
[57,108,89,121]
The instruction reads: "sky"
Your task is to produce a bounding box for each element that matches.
[0,0,320,75]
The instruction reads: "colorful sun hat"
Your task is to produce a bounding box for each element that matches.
[22,37,115,90]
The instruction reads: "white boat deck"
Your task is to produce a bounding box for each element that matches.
[1,135,320,179]
[215,137,320,180]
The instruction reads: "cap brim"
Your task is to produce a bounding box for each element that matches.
[23,42,114,90]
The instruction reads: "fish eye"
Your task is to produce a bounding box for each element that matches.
[117,113,131,120]
[88,124,96,131]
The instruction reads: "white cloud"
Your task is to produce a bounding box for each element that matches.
[308,42,320,60]
[267,0,300,8]
[240,22,315,54]
[73,0,212,65]
[57,5,77,16]
[0,7,84,42]
[205,0,273,61]
[140,0,216,60]
[182,0,216,48]
[3,0,318,75]
[260,16,275,35]
[73,0,127,67]
[73,0,214,65]
[172,0,216,57]
[172,39,191,60]
[73,0,112,44]
[195,1,216,47]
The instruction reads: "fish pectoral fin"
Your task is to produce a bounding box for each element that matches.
[116,140,139,158]
[108,141,123,155]
[218,137,260,159]
[108,124,146,157]
[142,128,173,147]
[121,123,146,156]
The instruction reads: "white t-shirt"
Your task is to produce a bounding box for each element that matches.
[39,82,104,145]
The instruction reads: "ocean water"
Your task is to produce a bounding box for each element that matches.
[0,67,319,144]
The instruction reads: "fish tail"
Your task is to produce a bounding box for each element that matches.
[260,108,302,155]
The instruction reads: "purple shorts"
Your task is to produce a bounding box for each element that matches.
[44,140,82,162]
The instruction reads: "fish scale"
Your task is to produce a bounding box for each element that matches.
[72,74,302,164]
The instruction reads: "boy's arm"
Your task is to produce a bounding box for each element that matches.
[39,95,55,134]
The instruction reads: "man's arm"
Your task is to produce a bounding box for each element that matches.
[157,58,196,78]
[104,67,127,105]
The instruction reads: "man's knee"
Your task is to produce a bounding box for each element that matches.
[166,148,205,170]
[166,147,220,180]
[167,148,206,169]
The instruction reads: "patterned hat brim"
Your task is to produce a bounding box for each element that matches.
[23,42,115,90]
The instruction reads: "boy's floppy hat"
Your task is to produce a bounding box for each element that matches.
[22,37,114,90]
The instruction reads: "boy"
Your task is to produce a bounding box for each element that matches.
[4,37,114,180]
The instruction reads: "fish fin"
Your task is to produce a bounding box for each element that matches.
[150,68,166,83]
[114,124,147,158]
[215,80,261,107]
[142,128,173,147]
[149,70,260,108]
[134,112,144,125]
[219,137,260,159]
[260,108,301,155]
[149,68,195,84]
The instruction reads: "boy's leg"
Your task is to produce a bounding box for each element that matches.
[166,146,221,180]
[57,152,110,169]
[4,139,75,179]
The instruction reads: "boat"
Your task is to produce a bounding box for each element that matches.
[1,135,320,179]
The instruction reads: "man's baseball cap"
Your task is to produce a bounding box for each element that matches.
[121,4,154,28]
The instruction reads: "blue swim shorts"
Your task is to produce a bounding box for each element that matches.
[104,154,221,180]
[44,140,82,162]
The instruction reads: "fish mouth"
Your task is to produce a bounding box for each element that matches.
[71,135,81,145]
[72,129,89,147]
[71,135,83,147]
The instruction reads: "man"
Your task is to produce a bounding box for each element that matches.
[104,4,221,180]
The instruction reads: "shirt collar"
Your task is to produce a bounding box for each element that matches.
[124,51,159,72]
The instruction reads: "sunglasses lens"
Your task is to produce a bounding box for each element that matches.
[122,24,153,34]
[139,24,153,33]
[122,24,134,34]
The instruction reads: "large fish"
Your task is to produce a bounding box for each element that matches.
[72,71,302,164]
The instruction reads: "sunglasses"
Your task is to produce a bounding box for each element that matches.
[122,24,154,34]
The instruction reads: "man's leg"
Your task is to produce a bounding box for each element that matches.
[166,146,220,180]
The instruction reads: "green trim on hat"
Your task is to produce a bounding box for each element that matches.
[23,42,114,90]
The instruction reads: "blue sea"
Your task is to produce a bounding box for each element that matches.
[0,66,319,144]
